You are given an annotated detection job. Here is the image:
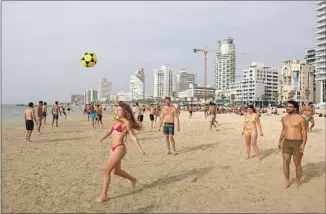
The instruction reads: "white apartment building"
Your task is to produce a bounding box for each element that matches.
[304,48,316,65]
[130,68,145,100]
[178,84,215,100]
[176,69,196,95]
[315,1,326,102]
[98,78,112,102]
[219,62,280,106]
[84,88,98,103]
[153,65,173,98]
[215,37,236,91]
[116,91,132,102]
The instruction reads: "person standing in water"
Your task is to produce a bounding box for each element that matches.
[96,101,145,203]
[159,97,180,155]
[24,102,38,142]
[241,105,263,161]
[279,101,307,188]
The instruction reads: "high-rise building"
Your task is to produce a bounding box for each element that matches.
[153,65,173,98]
[98,78,112,102]
[84,88,98,103]
[315,1,326,103]
[215,37,236,91]
[304,48,316,64]
[176,69,196,95]
[130,68,145,101]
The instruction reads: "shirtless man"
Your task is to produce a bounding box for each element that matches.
[149,104,155,128]
[188,105,193,119]
[133,102,140,122]
[159,97,180,155]
[95,104,104,128]
[42,102,48,125]
[24,102,38,142]
[60,103,67,120]
[51,101,60,127]
[36,101,44,135]
[86,104,91,121]
[279,100,307,188]
[207,102,218,131]
[204,104,209,118]
[301,102,315,132]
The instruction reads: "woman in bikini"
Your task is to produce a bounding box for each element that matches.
[96,101,146,203]
[241,105,263,161]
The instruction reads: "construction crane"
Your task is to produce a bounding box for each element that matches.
[193,47,250,101]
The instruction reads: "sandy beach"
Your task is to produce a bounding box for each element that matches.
[2,111,325,213]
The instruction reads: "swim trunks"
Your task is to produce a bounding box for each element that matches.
[25,120,34,131]
[282,138,303,157]
[163,122,174,135]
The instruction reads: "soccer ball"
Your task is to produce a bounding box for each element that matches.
[81,52,97,67]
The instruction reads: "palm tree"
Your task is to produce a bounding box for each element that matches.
[287,90,295,100]
[304,88,311,104]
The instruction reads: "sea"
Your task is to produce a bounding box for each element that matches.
[1,104,84,124]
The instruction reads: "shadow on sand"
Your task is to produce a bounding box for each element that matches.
[260,148,279,160]
[178,143,218,154]
[301,161,326,184]
[110,166,214,201]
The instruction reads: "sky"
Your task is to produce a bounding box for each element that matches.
[2,1,316,104]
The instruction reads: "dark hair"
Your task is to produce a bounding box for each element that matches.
[165,97,171,101]
[287,100,299,112]
[44,102,47,105]
[247,105,257,113]
[308,102,313,105]
[135,102,139,106]
[28,102,34,107]
[39,101,43,104]
[55,101,58,105]
[118,101,142,131]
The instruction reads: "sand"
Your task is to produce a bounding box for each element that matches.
[1,111,325,213]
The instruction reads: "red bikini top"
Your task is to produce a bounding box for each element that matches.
[111,123,123,133]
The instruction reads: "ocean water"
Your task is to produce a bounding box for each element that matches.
[1,105,84,124]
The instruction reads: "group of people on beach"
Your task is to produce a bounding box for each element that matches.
[23,101,71,142]
[24,97,317,202]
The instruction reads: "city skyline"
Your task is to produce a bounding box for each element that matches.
[2,1,316,104]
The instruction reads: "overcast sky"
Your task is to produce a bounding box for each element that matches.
[2,1,316,104]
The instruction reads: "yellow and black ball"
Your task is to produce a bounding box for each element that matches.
[81,52,97,68]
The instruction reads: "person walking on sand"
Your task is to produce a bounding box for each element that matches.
[42,102,48,125]
[36,101,44,135]
[301,102,315,132]
[241,105,263,161]
[149,104,155,128]
[89,103,97,128]
[132,102,140,122]
[278,100,307,188]
[96,101,145,203]
[51,101,60,127]
[207,102,218,131]
[188,105,193,119]
[24,102,38,142]
[158,97,180,155]
[95,104,104,128]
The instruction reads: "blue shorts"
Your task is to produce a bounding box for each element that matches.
[163,123,174,136]
[90,112,97,119]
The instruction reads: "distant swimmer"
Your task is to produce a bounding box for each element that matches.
[149,104,155,128]
[279,101,307,188]
[42,102,48,125]
[301,102,315,132]
[51,101,60,127]
[96,101,145,203]
[24,102,38,142]
[159,97,180,155]
[241,105,263,161]
[36,101,44,135]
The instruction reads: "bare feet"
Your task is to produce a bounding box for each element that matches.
[246,157,250,160]
[285,180,291,189]
[173,151,178,155]
[166,152,171,155]
[95,195,109,203]
[295,180,301,187]
[256,157,261,162]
